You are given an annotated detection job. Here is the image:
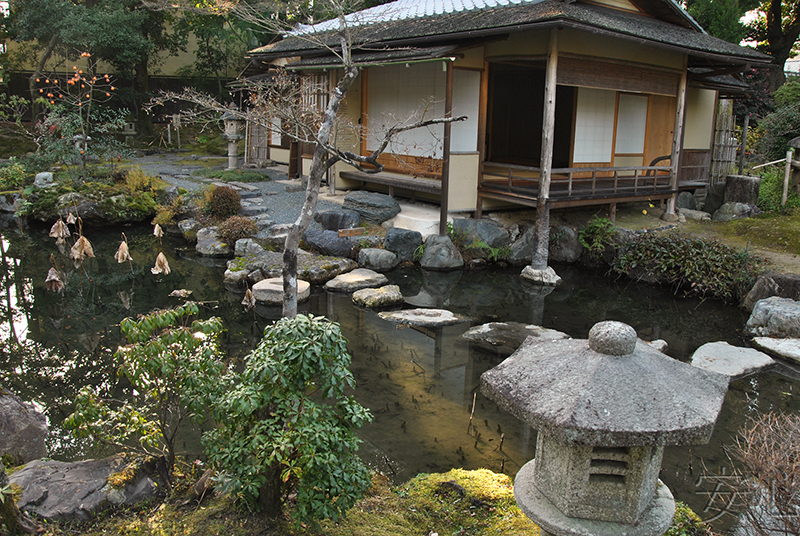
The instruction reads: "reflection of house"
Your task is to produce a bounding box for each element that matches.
[246,0,770,216]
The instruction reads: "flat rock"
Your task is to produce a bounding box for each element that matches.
[745,296,800,338]
[0,390,48,464]
[324,268,388,292]
[252,277,310,304]
[226,251,357,285]
[234,238,265,257]
[690,341,775,378]
[712,202,759,222]
[679,208,711,221]
[10,455,161,522]
[462,322,570,356]
[379,308,470,327]
[352,285,404,308]
[752,337,800,364]
[342,191,401,224]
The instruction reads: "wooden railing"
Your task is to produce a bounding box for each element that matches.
[479,162,674,201]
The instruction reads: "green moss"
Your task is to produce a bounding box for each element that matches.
[193,168,272,183]
[106,460,139,491]
[664,502,714,536]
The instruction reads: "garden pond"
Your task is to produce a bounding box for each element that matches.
[0,221,796,534]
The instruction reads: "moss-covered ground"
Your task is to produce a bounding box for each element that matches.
[19,469,716,536]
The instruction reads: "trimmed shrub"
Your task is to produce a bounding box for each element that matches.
[218,215,257,245]
[204,186,240,220]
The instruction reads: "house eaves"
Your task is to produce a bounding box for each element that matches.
[248,1,769,68]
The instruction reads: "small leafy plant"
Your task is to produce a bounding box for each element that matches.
[204,185,241,220]
[579,215,617,256]
[64,303,225,486]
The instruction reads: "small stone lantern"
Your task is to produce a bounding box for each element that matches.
[221,107,244,170]
[481,321,729,536]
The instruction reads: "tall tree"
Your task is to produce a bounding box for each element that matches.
[8,0,184,131]
[746,0,800,92]
[685,0,760,43]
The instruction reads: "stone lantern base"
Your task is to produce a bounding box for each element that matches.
[513,460,675,536]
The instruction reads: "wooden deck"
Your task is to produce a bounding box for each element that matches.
[476,161,701,217]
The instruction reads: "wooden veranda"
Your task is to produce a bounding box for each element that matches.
[474,160,706,220]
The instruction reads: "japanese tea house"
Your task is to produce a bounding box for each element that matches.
[245,0,771,217]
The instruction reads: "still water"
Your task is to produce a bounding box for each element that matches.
[0,222,796,534]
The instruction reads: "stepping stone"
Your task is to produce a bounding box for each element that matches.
[379,308,470,327]
[462,322,569,356]
[690,341,775,379]
[324,268,388,292]
[240,205,268,217]
[229,181,261,192]
[352,285,404,308]
[239,190,262,199]
[252,277,310,304]
[752,337,800,365]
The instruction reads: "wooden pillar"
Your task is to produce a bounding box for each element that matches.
[668,56,688,215]
[531,29,558,270]
[440,60,454,236]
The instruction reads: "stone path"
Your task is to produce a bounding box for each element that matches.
[131,153,339,225]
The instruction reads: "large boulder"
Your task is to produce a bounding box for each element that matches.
[419,235,463,271]
[0,390,48,464]
[712,202,760,222]
[742,271,800,311]
[303,228,357,258]
[225,250,357,285]
[548,225,582,263]
[342,191,400,224]
[724,175,760,205]
[234,238,265,257]
[451,218,510,249]
[324,268,388,292]
[384,227,423,263]
[55,193,102,221]
[195,227,233,257]
[745,296,800,338]
[314,209,361,231]
[676,191,698,211]
[178,218,201,242]
[33,172,55,190]
[752,337,800,365]
[508,224,536,265]
[10,455,162,522]
[358,248,398,272]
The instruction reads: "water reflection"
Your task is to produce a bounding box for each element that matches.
[0,223,792,534]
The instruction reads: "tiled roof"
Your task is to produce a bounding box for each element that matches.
[249,0,769,65]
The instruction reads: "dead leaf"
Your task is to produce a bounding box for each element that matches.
[169,289,192,298]
[151,252,171,275]
[114,240,132,263]
[45,268,64,292]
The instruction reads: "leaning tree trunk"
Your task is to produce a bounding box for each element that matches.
[281,64,359,317]
[0,461,39,534]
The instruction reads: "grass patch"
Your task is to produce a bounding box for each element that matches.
[711,210,800,254]
[193,168,271,183]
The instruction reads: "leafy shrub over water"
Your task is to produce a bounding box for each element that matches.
[612,232,768,303]
[204,314,372,525]
[204,185,240,220]
[218,215,257,245]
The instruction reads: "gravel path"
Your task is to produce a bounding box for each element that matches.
[132,153,340,225]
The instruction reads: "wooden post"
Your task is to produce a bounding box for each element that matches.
[440,60,454,236]
[738,114,749,175]
[784,149,792,207]
[531,29,558,270]
[668,57,688,215]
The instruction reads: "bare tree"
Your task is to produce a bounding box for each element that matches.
[149,0,465,317]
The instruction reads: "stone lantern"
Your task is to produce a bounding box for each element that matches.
[480,321,729,536]
[221,107,244,170]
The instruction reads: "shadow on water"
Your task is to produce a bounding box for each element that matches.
[0,222,796,534]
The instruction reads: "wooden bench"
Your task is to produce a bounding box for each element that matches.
[339,171,442,199]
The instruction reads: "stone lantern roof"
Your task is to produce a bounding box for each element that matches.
[480,321,729,447]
